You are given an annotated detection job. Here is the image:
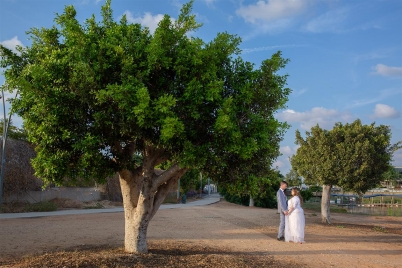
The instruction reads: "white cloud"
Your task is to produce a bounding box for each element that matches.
[280,145,299,156]
[303,8,348,33]
[372,64,402,77]
[280,145,293,155]
[236,0,311,24]
[277,107,353,130]
[123,11,166,33]
[0,36,24,53]
[273,159,285,169]
[371,104,400,119]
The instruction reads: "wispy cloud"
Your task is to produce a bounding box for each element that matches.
[202,0,217,8]
[277,107,354,130]
[371,104,400,119]
[371,64,402,77]
[352,51,388,65]
[241,44,305,54]
[0,36,24,53]
[347,88,402,108]
[303,8,348,33]
[292,88,308,97]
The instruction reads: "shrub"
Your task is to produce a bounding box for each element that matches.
[24,201,58,212]
[300,189,314,202]
[219,187,277,208]
[186,190,198,198]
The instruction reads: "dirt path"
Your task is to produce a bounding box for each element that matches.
[1,200,401,267]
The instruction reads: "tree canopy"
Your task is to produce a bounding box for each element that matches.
[1,0,289,186]
[0,0,291,253]
[292,119,400,194]
[291,119,401,223]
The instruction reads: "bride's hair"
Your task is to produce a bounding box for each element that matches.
[292,187,303,205]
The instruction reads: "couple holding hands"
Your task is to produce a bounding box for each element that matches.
[277,181,305,243]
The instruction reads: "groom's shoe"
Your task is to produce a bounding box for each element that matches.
[277,236,285,241]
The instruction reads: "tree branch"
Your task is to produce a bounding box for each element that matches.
[152,164,186,191]
[149,168,187,220]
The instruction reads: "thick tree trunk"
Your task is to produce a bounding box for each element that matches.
[321,184,332,224]
[119,169,148,253]
[118,145,187,253]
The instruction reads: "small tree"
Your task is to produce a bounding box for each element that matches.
[291,119,401,224]
[381,166,402,188]
[285,168,302,187]
[0,0,291,253]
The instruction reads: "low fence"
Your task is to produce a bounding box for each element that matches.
[309,191,402,207]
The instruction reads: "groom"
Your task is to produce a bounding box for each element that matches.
[277,180,288,241]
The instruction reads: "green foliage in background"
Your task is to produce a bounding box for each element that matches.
[292,119,401,195]
[220,170,282,208]
[0,119,27,141]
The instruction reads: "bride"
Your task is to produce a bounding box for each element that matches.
[285,187,305,243]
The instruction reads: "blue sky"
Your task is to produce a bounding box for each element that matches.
[1,0,401,176]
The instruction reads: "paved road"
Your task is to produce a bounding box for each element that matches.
[0,193,221,219]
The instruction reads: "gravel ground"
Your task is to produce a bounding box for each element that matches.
[0,200,401,267]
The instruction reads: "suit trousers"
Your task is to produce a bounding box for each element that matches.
[278,212,285,238]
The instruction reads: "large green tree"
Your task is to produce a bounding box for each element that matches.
[291,119,401,224]
[0,1,291,253]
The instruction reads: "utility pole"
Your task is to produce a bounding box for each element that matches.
[0,85,18,205]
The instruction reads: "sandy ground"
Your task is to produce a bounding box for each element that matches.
[0,200,401,268]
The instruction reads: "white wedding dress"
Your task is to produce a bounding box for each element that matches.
[285,196,305,243]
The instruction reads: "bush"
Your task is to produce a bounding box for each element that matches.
[219,187,277,209]
[300,189,314,202]
[254,195,277,208]
[24,201,58,212]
